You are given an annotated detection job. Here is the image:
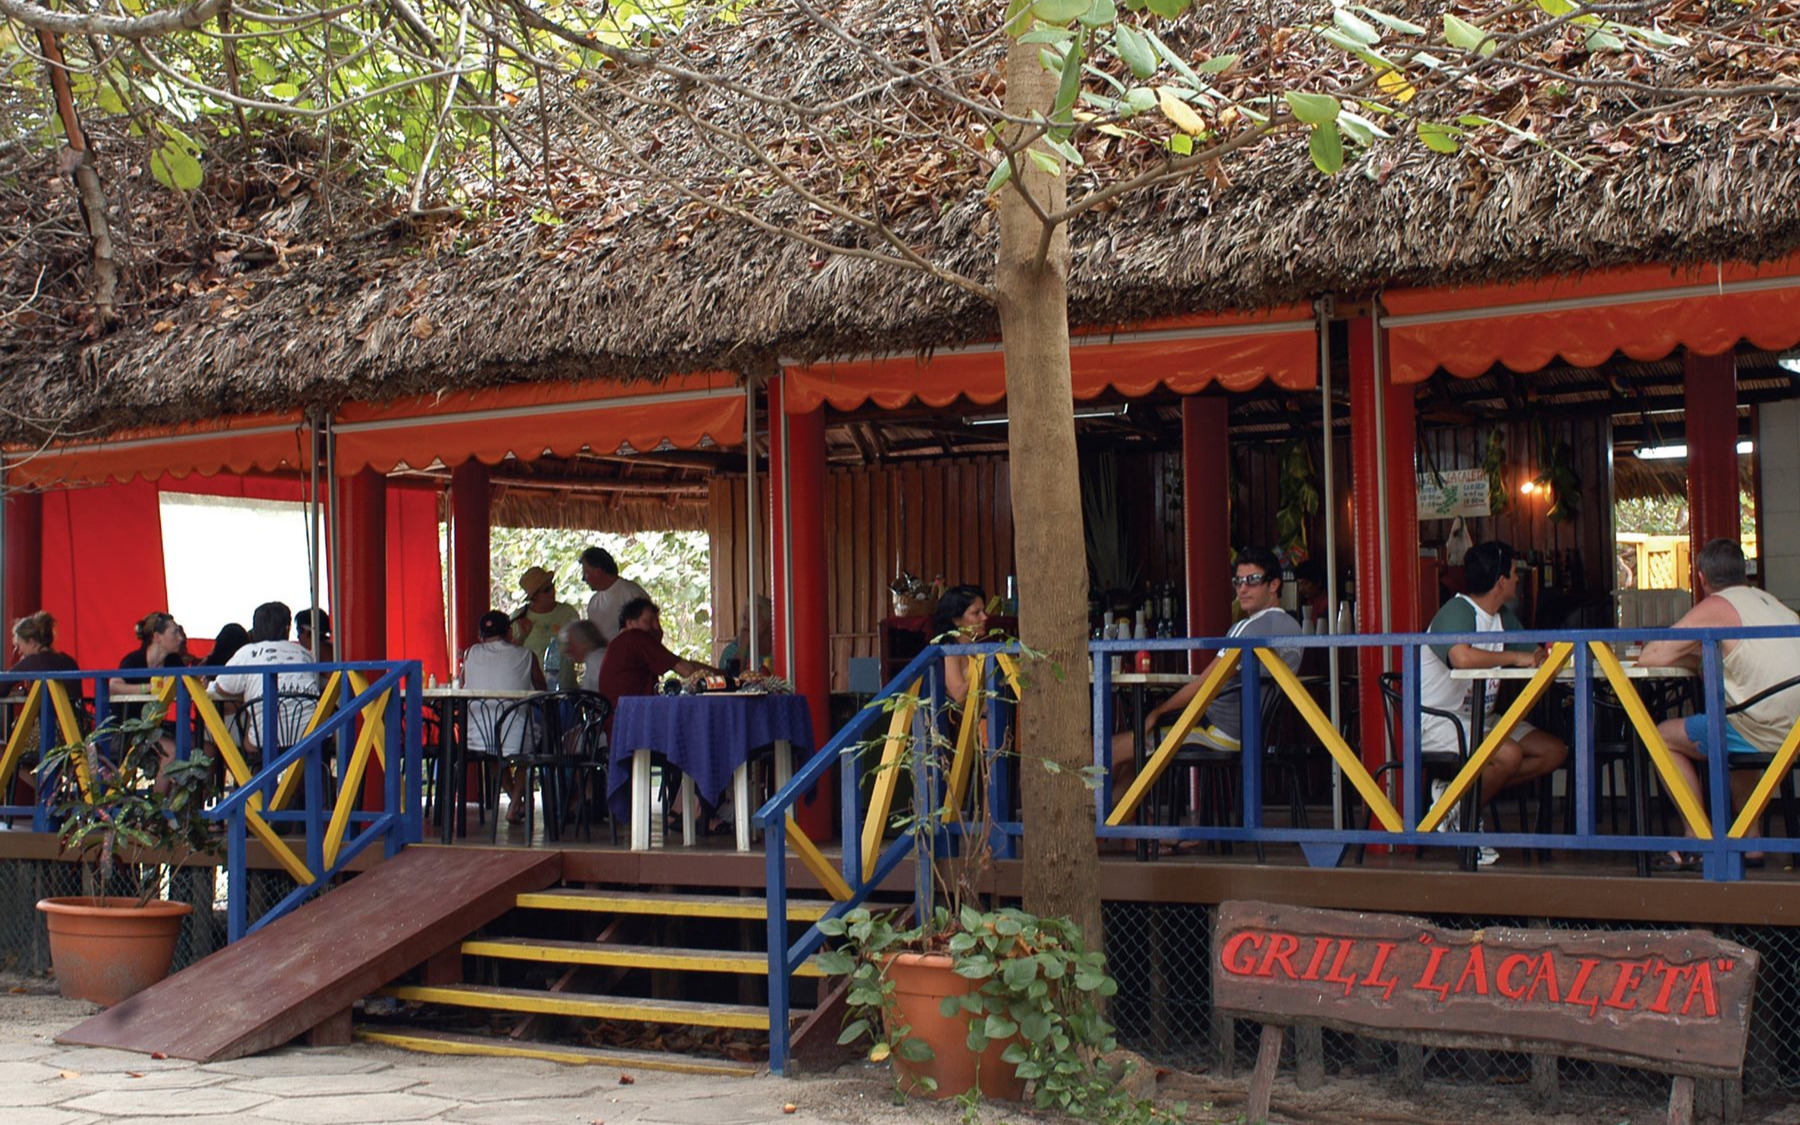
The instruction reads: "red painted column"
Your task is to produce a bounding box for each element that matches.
[783,385,834,840]
[1685,352,1739,592]
[339,469,388,661]
[3,489,43,633]
[768,383,790,678]
[1348,316,1420,779]
[449,461,491,661]
[1182,397,1231,669]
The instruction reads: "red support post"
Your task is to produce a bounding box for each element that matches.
[782,388,834,840]
[1685,352,1740,591]
[3,488,43,633]
[1348,317,1420,782]
[1182,397,1231,668]
[339,469,388,662]
[768,383,790,679]
[449,461,491,660]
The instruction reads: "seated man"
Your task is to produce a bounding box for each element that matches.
[1638,538,1800,870]
[596,597,721,712]
[1419,540,1569,866]
[559,619,605,694]
[1110,547,1302,789]
[214,602,322,750]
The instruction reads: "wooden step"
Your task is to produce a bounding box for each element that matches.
[463,937,826,977]
[516,888,832,922]
[354,1026,759,1076]
[383,983,794,1030]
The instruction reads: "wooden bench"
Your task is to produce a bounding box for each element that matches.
[1214,900,1759,1125]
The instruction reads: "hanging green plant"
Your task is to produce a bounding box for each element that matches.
[1274,439,1320,554]
[1538,439,1583,524]
[1482,427,1510,517]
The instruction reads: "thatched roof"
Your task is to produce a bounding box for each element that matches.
[5,0,1798,446]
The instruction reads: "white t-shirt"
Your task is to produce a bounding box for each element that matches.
[586,576,649,657]
[1419,594,1531,754]
[461,639,537,755]
[215,639,321,748]
[578,659,600,693]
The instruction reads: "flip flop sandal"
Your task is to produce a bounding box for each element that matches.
[1650,852,1700,873]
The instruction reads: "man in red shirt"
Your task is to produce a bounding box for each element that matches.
[597,597,720,706]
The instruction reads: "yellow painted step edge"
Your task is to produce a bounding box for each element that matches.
[353,1028,756,1077]
[383,984,774,1030]
[462,938,826,977]
[516,891,831,921]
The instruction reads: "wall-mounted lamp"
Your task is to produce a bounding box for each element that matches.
[1519,480,1538,496]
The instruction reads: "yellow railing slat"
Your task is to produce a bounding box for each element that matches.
[1256,651,1402,833]
[940,656,985,820]
[0,681,43,794]
[324,688,389,867]
[1730,713,1800,840]
[1105,650,1240,827]
[860,680,920,876]
[45,682,94,798]
[271,672,343,812]
[1590,642,1712,839]
[787,814,854,901]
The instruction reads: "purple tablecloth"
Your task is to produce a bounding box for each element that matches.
[607,694,815,819]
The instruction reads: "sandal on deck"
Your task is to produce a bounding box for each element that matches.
[1651,852,1700,873]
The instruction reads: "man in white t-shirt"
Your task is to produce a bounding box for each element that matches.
[1109,547,1303,788]
[581,546,648,667]
[214,602,322,748]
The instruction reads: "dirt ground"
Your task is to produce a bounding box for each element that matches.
[1,971,1789,1125]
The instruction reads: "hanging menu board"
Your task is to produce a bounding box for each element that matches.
[1417,469,1490,520]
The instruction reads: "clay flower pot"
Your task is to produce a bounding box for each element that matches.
[883,951,1026,1102]
[37,897,193,1006]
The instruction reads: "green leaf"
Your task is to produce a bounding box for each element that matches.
[1076,0,1116,27]
[1443,14,1495,56]
[1355,6,1427,35]
[1052,34,1084,120]
[1332,8,1383,45]
[96,85,126,115]
[1167,132,1193,155]
[1196,52,1239,74]
[1019,26,1074,43]
[814,951,854,975]
[1285,91,1340,125]
[268,81,300,100]
[1045,136,1085,166]
[985,158,1013,193]
[837,1019,870,1044]
[1027,148,1061,176]
[1142,0,1184,18]
[1534,0,1575,14]
[1114,23,1157,79]
[985,1014,1019,1039]
[1310,122,1344,174]
[1020,1011,1053,1041]
[939,995,965,1017]
[1585,26,1625,51]
[1417,119,1462,153]
[1033,0,1093,23]
[151,142,203,192]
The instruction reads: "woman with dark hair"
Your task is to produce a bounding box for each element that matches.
[460,609,547,823]
[930,585,989,703]
[109,611,187,693]
[203,623,251,668]
[10,612,78,678]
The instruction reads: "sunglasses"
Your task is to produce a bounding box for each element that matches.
[1230,574,1271,589]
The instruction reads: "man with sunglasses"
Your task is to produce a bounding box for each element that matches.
[1111,547,1302,786]
[1420,539,1569,866]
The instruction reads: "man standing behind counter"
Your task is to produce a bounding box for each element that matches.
[582,547,648,669]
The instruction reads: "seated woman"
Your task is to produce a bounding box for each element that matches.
[109,612,187,694]
[719,596,774,677]
[460,609,547,824]
[930,585,990,704]
[7,612,82,786]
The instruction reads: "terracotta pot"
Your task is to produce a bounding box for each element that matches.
[37,897,193,1006]
[883,951,1026,1102]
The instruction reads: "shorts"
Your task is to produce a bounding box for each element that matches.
[1684,713,1762,756]
[1181,723,1242,752]
[1421,711,1537,757]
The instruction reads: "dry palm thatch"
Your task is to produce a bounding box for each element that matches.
[3,0,1799,448]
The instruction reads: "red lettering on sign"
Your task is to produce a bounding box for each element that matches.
[1454,945,1490,997]
[1414,945,1452,1001]
[1301,937,1334,981]
[1497,953,1532,1000]
[1682,960,1719,1018]
[1257,933,1302,980]
[1361,942,1400,1001]
[1565,957,1604,1018]
[1220,931,1263,976]
[1323,939,1360,995]
[1526,952,1561,1004]
[1603,960,1650,1013]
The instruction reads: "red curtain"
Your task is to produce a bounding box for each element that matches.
[386,481,449,681]
[41,480,169,668]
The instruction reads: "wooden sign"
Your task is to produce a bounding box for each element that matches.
[1213,900,1758,1079]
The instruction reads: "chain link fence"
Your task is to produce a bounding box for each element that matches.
[1103,901,1800,1120]
[0,858,315,978]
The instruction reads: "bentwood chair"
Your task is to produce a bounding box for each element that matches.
[1362,672,1482,870]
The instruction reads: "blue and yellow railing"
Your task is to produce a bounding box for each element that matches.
[0,661,425,942]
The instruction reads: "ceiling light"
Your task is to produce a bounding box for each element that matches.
[1635,440,1754,460]
[1779,352,1800,374]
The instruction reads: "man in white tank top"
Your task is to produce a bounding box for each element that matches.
[1638,538,1800,868]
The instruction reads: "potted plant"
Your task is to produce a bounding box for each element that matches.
[816,657,1155,1120]
[35,711,219,1006]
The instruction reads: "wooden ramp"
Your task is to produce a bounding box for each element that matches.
[58,845,561,1062]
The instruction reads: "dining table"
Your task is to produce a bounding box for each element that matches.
[607,692,814,851]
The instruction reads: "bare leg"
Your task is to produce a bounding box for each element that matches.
[1509,729,1568,787]
[1478,741,1523,805]
[1655,716,1706,859]
[1108,729,1139,791]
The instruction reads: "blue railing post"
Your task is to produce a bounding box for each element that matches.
[916,658,943,920]
[1091,646,1112,834]
[984,657,1014,859]
[404,662,423,846]
[1399,643,1422,832]
[227,814,248,943]
[1239,652,1264,831]
[304,720,326,877]
[839,727,862,889]
[1699,638,1738,881]
[1572,642,1595,838]
[765,814,791,1075]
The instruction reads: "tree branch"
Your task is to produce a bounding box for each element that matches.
[0,0,226,40]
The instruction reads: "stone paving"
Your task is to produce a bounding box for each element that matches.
[0,988,968,1125]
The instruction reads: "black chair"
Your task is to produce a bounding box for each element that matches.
[229,690,324,759]
[462,691,611,845]
[1647,675,1800,870]
[1360,672,1482,870]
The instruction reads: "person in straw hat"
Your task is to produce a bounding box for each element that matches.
[511,565,579,690]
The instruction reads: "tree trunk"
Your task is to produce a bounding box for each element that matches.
[997,34,1101,945]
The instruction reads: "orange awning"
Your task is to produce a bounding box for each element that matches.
[1384,257,1800,384]
[331,374,744,474]
[782,306,1318,413]
[4,412,311,489]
